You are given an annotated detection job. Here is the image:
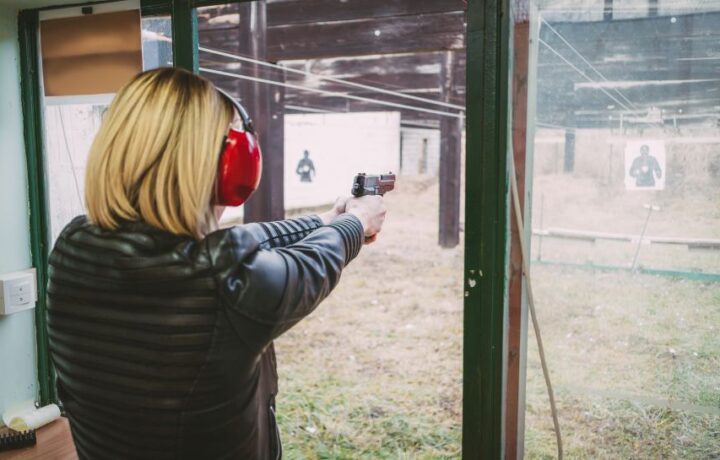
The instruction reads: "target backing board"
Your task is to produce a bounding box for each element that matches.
[624,140,666,191]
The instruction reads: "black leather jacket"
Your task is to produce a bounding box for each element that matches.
[47,213,364,459]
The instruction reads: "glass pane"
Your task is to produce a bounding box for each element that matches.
[520,1,720,457]
[142,16,173,70]
[197,3,465,457]
[43,13,172,243]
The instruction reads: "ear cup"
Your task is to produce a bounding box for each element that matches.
[216,128,263,206]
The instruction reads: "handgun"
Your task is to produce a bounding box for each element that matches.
[351,173,396,197]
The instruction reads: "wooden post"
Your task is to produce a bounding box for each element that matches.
[238,1,284,222]
[563,129,575,173]
[267,69,286,220]
[506,11,530,458]
[603,0,613,21]
[438,51,461,248]
[648,0,658,17]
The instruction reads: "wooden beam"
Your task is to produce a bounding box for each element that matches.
[506,15,529,460]
[237,1,284,222]
[438,51,461,248]
[282,94,450,123]
[200,12,466,61]
[267,69,286,220]
[199,52,466,93]
[603,0,613,21]
[648,0,658,17]
[267,0,466,26]
[284,52,466,81]
[564,129,575,173]
[267,12,465,60]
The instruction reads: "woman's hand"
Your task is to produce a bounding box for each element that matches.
[345,195,387,244]
[318,197,350,225]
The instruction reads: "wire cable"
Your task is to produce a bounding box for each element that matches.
[509,154,563,460]
[540,19,637,110]
[538,38,632,112]
[198,46,465,111]
[199,67,465,119]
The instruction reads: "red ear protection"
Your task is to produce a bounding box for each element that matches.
[214,89,263,206]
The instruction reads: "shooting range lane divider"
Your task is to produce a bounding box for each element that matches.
[509,155,564,460]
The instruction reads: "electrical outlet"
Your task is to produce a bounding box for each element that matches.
[0,269,37,315]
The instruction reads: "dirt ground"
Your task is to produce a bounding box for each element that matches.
[273,174,719,459]
[277,176,464,459]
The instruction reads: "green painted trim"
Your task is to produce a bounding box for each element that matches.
[191,0,246,7]
[171,0,198,72]
[464,0,511,458]
[32,0,120,12]
[18,9,56,406]
[533,260,720,283]
[141,0,171,16]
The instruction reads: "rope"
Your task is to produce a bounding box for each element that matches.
[509,154,564,460]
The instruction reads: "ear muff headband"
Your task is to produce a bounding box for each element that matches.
[214,88,263,207]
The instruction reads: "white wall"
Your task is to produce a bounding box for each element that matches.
[284,111,401,210]
[0,4,39,416]
[219,111,402,224]
[400,127,441,176]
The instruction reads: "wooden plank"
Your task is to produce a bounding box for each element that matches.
[199,53,466,94]
[282,94,450,123]
[199,54,466,103]
[506,16,529,460]
[267,0,466,26]
[266,12,466,61]
[200,11,466,62]
[438,51,461,248]
[196,3,240,29]
[267,69,286,220]
[533,228,720,250]
[284,52,466,81]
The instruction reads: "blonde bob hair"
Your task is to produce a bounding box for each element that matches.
[85,67,234,239]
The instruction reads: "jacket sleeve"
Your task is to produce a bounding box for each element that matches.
[209,214,364,349]
[241,215,324,249]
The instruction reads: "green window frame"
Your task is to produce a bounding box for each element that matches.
[17,1,512,457]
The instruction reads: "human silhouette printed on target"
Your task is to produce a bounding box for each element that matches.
[296,150,316,183]
[629,144,662,187]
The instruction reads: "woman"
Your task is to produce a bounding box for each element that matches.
[47,68,386,459]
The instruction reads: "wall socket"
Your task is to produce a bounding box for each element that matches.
[0,269,37,316]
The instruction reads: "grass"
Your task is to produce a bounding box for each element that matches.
[525,267,720,459]
[273,176,719,459]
